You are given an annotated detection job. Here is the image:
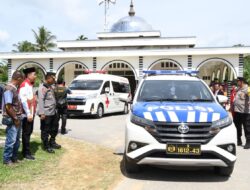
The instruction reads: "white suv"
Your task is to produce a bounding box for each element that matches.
[124,70,237,176]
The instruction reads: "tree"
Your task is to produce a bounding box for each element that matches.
[13,40,36,52]
[0,60,8,82]
[32,26,56,51]
[244,56,250,84]
[76,35,88,41]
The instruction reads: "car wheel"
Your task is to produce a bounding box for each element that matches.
[215,165,234,176]
[123,104,129,114]
[96,104,104,118]
[123,154,140,173]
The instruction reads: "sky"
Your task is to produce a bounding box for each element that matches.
[0,0,250,52]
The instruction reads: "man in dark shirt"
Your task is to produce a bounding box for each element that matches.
[2,71,24,165]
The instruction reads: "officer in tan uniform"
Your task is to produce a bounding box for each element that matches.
[38,72,61,153]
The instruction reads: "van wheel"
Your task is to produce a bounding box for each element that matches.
[123,104,129,114]
[123,154,140,173]
[215,165,234,176]
[96,104,104,118]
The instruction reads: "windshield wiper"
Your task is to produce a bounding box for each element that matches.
[190,99,213,102]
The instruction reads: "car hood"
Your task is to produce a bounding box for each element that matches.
[132,102,228,123]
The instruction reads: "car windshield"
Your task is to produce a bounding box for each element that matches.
[69,80,103,90]
[137,80,214,102]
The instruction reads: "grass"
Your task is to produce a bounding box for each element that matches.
[0,136,63,185]
[0,128,5,136]
[0,134,122,190]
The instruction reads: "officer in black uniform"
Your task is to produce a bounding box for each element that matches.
[38,72,61,153]
[54,78,71,134]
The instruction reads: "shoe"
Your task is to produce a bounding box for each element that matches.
[244,141,250,149]
[46,148,55,153]
[61,130,67,135]
[3,160,14,166]
[50,143,62,149]
[11,158,20,163]
[24,154,35,160]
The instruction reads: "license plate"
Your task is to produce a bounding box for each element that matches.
[68,105,77,110]
[166,144,201,155]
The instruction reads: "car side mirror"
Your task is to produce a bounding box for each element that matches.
[217,95,228,103]
[105,87,110,93]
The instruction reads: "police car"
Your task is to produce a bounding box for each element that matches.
[124,70,237,176]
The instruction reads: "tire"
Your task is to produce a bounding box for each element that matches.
[123,104,129,114]
[123,154,140,173]
[96,104,104,119]
[215,165,234,176]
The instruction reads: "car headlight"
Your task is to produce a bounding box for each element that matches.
[210,116,232,134]
[85,93,98,99]
[131,114,157,133]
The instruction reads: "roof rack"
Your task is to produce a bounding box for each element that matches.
[143,70,199,77]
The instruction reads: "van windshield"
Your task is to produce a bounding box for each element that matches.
[69,80,103,90]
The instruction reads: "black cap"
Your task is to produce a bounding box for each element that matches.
[23,67,36,75]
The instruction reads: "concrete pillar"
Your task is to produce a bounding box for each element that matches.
[8,59,12,82]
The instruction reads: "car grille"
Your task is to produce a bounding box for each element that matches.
[152,122,215,144]
[67,100,86,105]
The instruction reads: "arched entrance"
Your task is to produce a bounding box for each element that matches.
[197,58,237,84]
[148,59,183,70]
[17,61,46,87]
[197,58,237,97]
[101,60,137,98]
[56,61,88,85]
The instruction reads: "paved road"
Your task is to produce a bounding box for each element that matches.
[31,114,249,190]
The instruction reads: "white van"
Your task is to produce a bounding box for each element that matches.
[67,73,131,118]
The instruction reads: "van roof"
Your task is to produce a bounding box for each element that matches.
[74,73,129,83]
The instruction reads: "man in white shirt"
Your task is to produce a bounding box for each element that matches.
[19,67,37,160]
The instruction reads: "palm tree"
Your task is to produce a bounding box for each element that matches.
[244,56,250,84]
[76,35,88,41]
[0,60,8,82]
[32,26,56,51]
[13,40,36,52]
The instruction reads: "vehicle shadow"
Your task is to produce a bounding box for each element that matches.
[119,159,229,183]
[68,112,128,120]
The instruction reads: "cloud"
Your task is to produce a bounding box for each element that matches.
[0,30,10,44]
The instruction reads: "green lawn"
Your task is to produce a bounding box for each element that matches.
[0,128,5,136]
[0,136,63,184]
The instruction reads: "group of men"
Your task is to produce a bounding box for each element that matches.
[2,67,70,165]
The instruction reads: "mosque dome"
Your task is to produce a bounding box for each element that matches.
[110,0,153,33]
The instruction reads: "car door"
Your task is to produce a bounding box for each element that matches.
[100,80,115,113]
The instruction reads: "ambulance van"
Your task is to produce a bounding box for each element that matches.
[67,73,131,118]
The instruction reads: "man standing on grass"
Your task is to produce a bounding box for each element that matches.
[19,67,37,160]
[38,72,61,153]
[2,71,24,165]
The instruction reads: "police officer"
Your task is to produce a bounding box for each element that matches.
[233,77,250,149]
[54,78,71,134]
[38,72,61,153]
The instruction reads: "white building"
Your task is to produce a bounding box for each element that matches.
[0,1,250,95]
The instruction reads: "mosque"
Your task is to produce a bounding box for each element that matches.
[0,0,250,95]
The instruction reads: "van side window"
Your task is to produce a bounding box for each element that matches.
[101,81,110,94]
[112,81,130,93]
